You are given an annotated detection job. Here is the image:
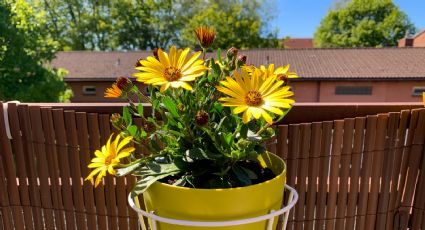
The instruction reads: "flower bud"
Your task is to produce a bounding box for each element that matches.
[195,110,209,126]
[143,121,156,133]
[153,48,160,60]
[194,26,215,48]
[135,58,143,67]
[110,113,124,128]
[226,47,238,59]
[116,76,132,91]
[237,55,247,66]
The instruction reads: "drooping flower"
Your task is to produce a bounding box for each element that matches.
[195,110,209,126]
[133,46,208,92]
[86,134,135,187]
[105,84,122,98]
[194,26,215,48]
[116,76,132,91]
[217,69,294,124]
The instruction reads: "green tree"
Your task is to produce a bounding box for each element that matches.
[0,0,71,102]
[180,0,279,49]
[314,0,415,48]
[35,0,279,50]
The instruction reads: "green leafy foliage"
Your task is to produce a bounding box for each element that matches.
[31,0,280,50]
[0,0,71,102]
[314,0,415,48]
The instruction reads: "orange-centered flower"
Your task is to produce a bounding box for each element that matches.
[133,46,208,92]
[217,69,295,124]
[86,134,135,187]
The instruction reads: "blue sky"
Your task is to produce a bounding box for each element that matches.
[270,0,425,38]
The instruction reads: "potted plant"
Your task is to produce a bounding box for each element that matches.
[86,26,298,230]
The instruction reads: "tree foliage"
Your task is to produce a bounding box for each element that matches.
[0,0,71,102]
[35,0,279,50]
[314,0,415,48]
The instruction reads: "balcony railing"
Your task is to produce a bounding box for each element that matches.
[1,102,424,230]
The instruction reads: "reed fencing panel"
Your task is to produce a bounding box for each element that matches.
[1,102,425,230]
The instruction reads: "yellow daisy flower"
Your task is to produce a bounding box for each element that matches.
[217,69,295,124]
[105,84,122,98]
[86,134,135,187]
[133,46,208,92]
[245,64,299,80]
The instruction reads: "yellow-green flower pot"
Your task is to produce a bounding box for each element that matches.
[142,152,286,230]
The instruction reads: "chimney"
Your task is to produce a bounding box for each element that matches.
[398,38,413,47]
[399,30,415,47]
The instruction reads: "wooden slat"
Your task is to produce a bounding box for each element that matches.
[411,165,425,230]
[315,121,332,230]
[355,115,377,230]
[325,120,344,230]
[6,103,34,230]
[365,114,388,229]
[276,125,289,160]
[17,105,44,230]
[52,109,77,230]
[116,176,129,230]
[41,107,66,230]
[345,117,366,230]
[375,113,399,229]
[385,111,409,230]
[335,118,355,229]
[28,106,55,229]
[87,113,108,229]
[0,152,13,230]
[304,122,321,230]
[295,124,311,230]
[400,109,425,229]
[286,124,300,230]
[99,114,119,230]
[0,103,24,230]
[75,112,97,230]
[64,111,88,230]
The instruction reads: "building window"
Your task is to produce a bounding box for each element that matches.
[412,87,425,97]
[335,86,372,95]
[83,86,96,95]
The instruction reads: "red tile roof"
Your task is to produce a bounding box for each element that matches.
[51,48,425,81]
[282,38,314,49]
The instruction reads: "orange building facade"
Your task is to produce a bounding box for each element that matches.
[52,47,425,103]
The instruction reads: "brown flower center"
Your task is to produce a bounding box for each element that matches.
[104,155,113,166]
[245,91,263,106]
[164,67,182,82]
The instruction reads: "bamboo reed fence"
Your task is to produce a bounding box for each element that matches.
[1,102,425,230]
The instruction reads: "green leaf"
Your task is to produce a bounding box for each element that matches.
[216,48,221,62]
[127,125,138,136]
[122,106,132,125]
[134,162,180,177]
[247,130,261,141]
[240,166,257,180]
[137,103,144,117]
[239,124,248,138]
[150,141,161,152]
[232,165,252,186]
[116,161,142,176]
[163,96,179,117]
[186,148,209,160]
[131,172,176,196]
